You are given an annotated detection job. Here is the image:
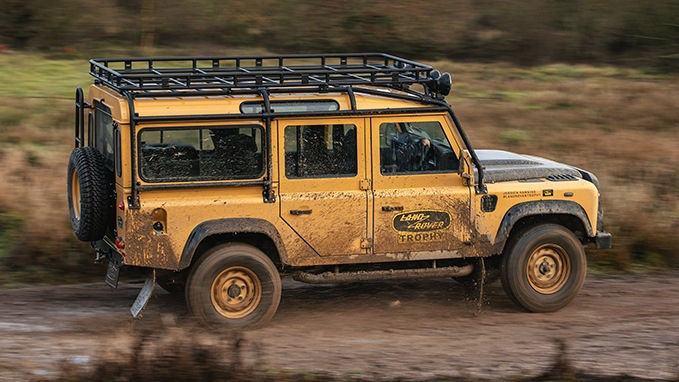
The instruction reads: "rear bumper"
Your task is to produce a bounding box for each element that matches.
[595,231,612,249]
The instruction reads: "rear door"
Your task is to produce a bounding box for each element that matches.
[370,114,472,255]
[278,117,369,256]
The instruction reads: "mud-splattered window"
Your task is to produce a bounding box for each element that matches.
[139,125,264,182]
[94,102,114,171]
[284,124,357,178]
[379,122,458,174]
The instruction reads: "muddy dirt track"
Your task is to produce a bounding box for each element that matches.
[1,273,678,380]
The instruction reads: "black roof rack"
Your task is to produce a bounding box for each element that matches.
[89,53,441,98]
[82,53,488,207]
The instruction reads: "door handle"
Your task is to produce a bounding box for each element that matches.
[290,209,313,215]
[381,205,404,212]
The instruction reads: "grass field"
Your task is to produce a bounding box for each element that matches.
[0,52,677,284]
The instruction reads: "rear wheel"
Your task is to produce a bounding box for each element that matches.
[501,224,586,312]
[186,243,281,328]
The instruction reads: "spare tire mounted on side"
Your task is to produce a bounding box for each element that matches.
[67,147,113,241]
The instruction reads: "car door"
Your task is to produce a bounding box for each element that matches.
[370,114,472,255]
[278,117,369,256]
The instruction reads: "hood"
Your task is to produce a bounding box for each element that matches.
[474,150,582,183]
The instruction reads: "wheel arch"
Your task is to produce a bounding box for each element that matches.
[178,218,287,271]
[492,200,593,255]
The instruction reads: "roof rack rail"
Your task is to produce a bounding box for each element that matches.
[89,53,447,98]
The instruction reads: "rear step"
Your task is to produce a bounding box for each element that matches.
[292,264,473,284]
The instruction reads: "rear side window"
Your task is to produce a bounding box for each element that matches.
[94,103,114,170]
[139,125,264,182]
[379,121,458,174]
[284,124,357,178]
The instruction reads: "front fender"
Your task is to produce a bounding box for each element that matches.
[177,218,287,270]
[492,200,593,253]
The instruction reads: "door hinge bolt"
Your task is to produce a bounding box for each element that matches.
[359,178,371,190]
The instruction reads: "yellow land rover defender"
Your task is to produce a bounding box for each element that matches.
[67,53,611,327]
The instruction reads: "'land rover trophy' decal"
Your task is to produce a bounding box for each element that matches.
[392,210,451,243]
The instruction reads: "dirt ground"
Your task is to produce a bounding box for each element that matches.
[0,272,678,381]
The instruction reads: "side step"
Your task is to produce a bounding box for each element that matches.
[292,264,473,284]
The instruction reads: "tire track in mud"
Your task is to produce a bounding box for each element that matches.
[0,273,678,380]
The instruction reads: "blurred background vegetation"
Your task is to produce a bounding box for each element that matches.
[0,0,677,285]
[1,0,678,69]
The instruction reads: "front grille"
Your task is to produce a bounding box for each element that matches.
[546,173,578,182]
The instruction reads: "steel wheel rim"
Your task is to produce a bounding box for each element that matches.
[71,169,81,219]
[526,244,571,295]
[210,266,262,319]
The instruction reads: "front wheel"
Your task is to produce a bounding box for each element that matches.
[501,224,586,312]
[186,243,281,328]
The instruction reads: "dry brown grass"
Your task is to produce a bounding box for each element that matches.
[0,56,677,281]
[0,97,92,283]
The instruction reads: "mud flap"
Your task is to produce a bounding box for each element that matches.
[476,257,486,315]
[130,269,156,319]
[105,260,120,289]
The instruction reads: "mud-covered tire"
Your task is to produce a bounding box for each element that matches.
[67,147,113,241]
[186,243,281,328]
[501,224,586,313]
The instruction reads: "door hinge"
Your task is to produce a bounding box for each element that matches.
[359,178,371,191]
[262,184,276,203]
[360,238,372,249]
[461,173,473,186]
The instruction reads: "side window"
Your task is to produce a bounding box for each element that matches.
[139,125,263,182]
[94,103,114,170]
[379,121,458,175]
[284,124,357,178]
